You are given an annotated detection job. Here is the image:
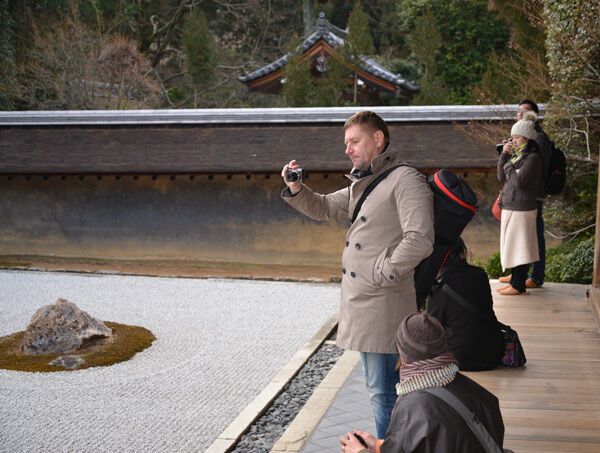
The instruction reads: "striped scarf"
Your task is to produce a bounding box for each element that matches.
[396,352,459,397]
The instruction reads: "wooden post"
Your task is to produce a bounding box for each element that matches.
[594,158,600,287]
[589,152,600,331]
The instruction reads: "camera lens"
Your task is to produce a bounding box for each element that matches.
[286,168,303,182]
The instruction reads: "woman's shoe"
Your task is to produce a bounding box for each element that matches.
[499,286,528,296]
[498,275,512,283]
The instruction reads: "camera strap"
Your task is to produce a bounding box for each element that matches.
[351,164,405,223]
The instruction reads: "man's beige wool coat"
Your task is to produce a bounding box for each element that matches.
[282,147,434,353]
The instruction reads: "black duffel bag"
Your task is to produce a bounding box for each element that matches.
[415,170,478,306]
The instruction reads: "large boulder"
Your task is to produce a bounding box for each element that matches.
[21,298,112,355]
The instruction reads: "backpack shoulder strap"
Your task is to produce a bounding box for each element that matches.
[440,284,497,327]
[351,164,405,223]
[423,387,504,453]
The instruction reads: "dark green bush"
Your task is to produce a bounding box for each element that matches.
[485,251,507,279]
[545,236,594,284]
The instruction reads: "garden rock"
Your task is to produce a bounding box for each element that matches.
[49,355,86,369]
[21,298,112,355]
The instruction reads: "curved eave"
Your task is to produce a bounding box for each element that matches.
[239,25,346,84]
[241,40,415,94]
[239,34,419,94]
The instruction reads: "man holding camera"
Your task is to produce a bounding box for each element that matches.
[281,111,434,438]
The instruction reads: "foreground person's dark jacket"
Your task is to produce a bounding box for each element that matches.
[427,261,504,371]
[379,373,505,453]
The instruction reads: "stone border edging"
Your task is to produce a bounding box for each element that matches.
[270,349,360,452]
[205,314,339,453]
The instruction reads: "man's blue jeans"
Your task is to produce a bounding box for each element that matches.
[360,352,399,439]
[530,201,545,286]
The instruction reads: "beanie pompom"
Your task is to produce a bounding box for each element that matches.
[522,111,538,122]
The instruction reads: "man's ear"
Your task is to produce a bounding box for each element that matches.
[373,130,385,147]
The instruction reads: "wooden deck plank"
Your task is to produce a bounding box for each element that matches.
[461,281,600,452]
[504,440,600,453]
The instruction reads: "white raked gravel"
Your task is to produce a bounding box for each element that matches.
[0,270,340,453]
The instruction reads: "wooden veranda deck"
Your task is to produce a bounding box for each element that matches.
[464,281,600,452]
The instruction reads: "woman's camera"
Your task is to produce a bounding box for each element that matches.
[496,139,512,154]
[286,168,304,182]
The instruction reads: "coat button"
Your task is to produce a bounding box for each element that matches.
[360,216,366,222]
[389,275,395,280]
[345,241,349,247]
[342,268,346,274]
[355,243,361,250]
[350,271,356,278]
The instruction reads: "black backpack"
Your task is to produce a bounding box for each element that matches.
[352,166,478,308]
[545,141,567,195]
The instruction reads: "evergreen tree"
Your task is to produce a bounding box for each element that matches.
[345,1,374,105]
[398,0,509,103]
[0,0,16,109]
[182,7,216,107]
[282,32,351,108]
[282,43,313,107]
[410,7,450,105]
[346,0,374,59]
[314,56,349,106]
[474,0,550,104]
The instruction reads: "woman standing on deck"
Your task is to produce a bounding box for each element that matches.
[497,111,543,295]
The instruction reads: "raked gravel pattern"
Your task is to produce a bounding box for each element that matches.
[0,270,340,453]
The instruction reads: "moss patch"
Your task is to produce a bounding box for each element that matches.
[0,322,155,372]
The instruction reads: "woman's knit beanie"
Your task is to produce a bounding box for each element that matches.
[396,312,447,364]
[510,111,538,140]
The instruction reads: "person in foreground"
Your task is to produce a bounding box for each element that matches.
[340,312,506,453]
[281,111,434,437]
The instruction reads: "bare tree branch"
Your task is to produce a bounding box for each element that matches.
[547,223,596,242]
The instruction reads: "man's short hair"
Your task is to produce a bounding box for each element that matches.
[518,98,539,114]
[344,111,390,144]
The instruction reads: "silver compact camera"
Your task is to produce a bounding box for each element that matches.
[286,168,304,183]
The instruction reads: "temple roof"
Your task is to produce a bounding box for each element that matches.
[238,12,418,94]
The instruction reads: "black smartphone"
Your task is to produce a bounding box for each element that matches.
[353,433,368,448]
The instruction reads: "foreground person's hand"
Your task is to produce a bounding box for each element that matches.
[339,430,376,453]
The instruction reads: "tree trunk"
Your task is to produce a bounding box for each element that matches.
[303,0,312,36]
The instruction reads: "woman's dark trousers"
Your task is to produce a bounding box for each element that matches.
[511,264,529,293]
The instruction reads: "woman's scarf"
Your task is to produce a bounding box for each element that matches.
[510,143,527,165]
[396,352,459,397]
